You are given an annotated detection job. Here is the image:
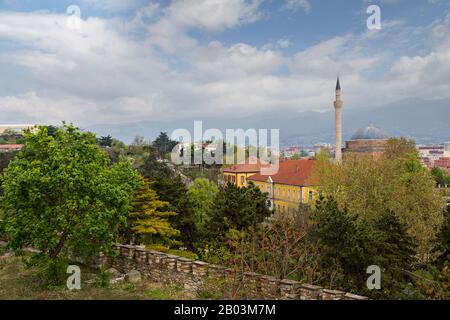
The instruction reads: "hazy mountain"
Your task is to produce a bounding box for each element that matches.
[87,98,450,146]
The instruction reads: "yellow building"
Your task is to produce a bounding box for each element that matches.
[248,159,318,212]
[223,157,268,188]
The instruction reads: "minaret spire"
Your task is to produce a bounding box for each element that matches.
[334,76,343,161]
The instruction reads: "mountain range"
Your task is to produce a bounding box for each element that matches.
[87,97,450,147]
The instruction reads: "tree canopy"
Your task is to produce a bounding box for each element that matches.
[312,138,445,257]
[0,124,140,261]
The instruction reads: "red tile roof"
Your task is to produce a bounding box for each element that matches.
[248,159,317,186]
[223,156,270,173]
[0,144,23,150]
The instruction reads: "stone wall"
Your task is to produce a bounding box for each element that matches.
[104,244,368,300]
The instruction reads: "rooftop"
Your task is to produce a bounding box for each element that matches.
[223,156,270,173]
[350,124,391,141]
[248,159,317,186]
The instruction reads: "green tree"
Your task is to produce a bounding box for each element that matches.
[0,124,140,264]
[97,135,113,147]
[152,132,177,157]
[187,178,218,229]
[431,167,450,187]
[129,180,180,248]
[139,152,197,249]
[206,183,272,244]
[312,138,445,257]
[311,196,417,299]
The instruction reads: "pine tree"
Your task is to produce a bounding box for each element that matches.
[206,183,272,244]
[130,181,180,248]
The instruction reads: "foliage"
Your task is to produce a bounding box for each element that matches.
[0,124,140,266]
[0,152,18,173]
[0,129,24,144]
[152,132,178,157]
[97,135,113,147]
[221,206,323,284]
[138,152,197,249]
[129,180,180,248]
[312,138,445,257]
[187,178,218,230]
[431,167,450,187]
[145,244,198,260]
[205,183,272,245]
[311,196,418,299]
[432,210,449,268]
[411,265,449,300]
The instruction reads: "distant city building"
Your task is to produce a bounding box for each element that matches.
[281,146,301,158]
[418,143,450,173]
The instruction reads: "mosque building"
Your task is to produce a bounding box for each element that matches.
[333,78,392,160]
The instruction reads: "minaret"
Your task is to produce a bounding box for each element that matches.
[334,76,343,161]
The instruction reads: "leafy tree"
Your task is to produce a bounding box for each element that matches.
[0,124,140,265]
[0,128,24,144]
[312,138,445,257]
[152,132,177,157]
[138,152,197,249]
[384,137,417,160]
[433,209,449,268]
[129,180,180,248]
[187,178,218,229]
[46,125,59,137]
[97,135,113,147]
[206,183,272,244]
[431,167,450,187]
[311,196,417,299]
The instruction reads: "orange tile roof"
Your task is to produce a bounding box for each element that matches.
[223,156,269,173]
[248,159,317,186]
[0,144,23,150]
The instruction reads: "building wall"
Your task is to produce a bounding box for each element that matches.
[224,172,258,188]
[104,244,367,300]
[251,180,318,212]
[343,139,388,160]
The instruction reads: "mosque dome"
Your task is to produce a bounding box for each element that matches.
[350,124,390,140]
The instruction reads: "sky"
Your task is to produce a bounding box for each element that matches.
[0,0,449,127]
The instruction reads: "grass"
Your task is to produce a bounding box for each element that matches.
[0,250,190,300]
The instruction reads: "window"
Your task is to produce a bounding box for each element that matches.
[288,189,290,199]
[278,188,280,196]
[240,176,245,185]
[293,190,296,200]
[308,190,314,201]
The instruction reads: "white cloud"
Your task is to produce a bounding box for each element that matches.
[82,0,146,11]
[144,0,262,53]
[0,2,450,129]
[282,0,312,13]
